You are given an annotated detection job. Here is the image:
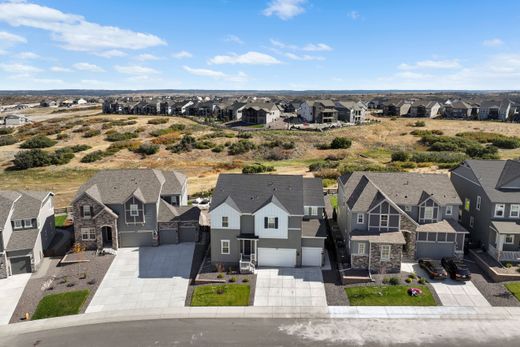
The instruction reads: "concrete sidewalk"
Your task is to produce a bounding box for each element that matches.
[2,306,520,337]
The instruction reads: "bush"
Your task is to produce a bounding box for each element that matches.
[413,120,426,127]
[411,151,467,163]
[505,263,513,268]
[242,163,275,174]
[56,133,69,140]
[13,149,52,169]
[330,137,352,149]
[405,278,412,283]
[105,131,138,142]
[148,118,169,125]
[83,129,101,138]
[340,162,400,174]
[242,278,249,283]
[237,132,253,139]
[134,143,159,156]
[314,169,340,180]
[393,161,417,169]
[69,144,92,153]
[212,145,224,153]
[228,140,255,155]
[391,151,410,162]
[0,135,18,146]
[263,148,292,161]
[80,150,105,163]
[169,135,197,153]
[217,273,224,279]
[410,129,443,137]
[491,137,520,149]
[382,277,390,284]
[418,278,427,285]
[51,148,75,165]
[456,132,520,148]
[20,135,57,149]
[229,276,237,283]
[194,141,215,150]
[107,140,141,154]
[388,277,400,286]
[0,127,14,135]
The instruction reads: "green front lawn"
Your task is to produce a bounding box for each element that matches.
[191,285,250,306]
[32,290,90,320]
[505,283,520,301]
[346,285,436,306]
[54,214,67,228]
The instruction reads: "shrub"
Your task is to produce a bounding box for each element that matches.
[325,153,345,161]
[418,278,427,285]
[69,144,92,153]
[0,135,18,146]
[87,279,97,285]
[391,151,410,162]
[216,287,225,295]
[413,120,426,127]
[217,273,224,279]
[382,277,390,284]
[13,149,52,170]
[228,140,256,155]
[20,135,57,149]
[212,145,224,153]
[135,143,160,156]
[80,150,105,163]
[314,169,340,180]
[263,148,292,161]
[491,137,520,149]
[107,140,141,153]
[388,277,400,286]
[408,273,417,279]
[194,141,215,150]
[411,151,467,163]
[0,127,14,135]
[56,133,69,140]
[169,124,186,131]
[410,129,443,137]
[405,278,412,283]
[169,135,197,153]
[148,118,169,125]
[51,148,75,165]
[83,129,101,138]
[330,137,352,149]
[237,132,253,139]
[242,278,249,283]
[105,131,138,142]
[340,162,400,174]
[393,161,417,169]
[505,262,513,268]
[242,163,275,174]
[229,276,237,283]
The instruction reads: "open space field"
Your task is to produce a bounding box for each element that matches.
[1,107,520,207]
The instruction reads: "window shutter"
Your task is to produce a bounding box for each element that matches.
[264,217,268,228]
[80,207,84,218]
[90,206,94,217]
[275,218,278,229]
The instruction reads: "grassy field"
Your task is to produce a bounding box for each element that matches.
[345,285,436,306]
[191,285,250,306]
[1,107,520,207]
[32,290,89,320]
[505,283,520,301]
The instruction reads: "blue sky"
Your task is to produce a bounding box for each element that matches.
[0,0,519,90]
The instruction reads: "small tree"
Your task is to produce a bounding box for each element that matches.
[330,137,352,149]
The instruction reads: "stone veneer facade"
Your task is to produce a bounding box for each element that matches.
[369,243,402,274]
[400,214,418,262]
[0,254,7,279]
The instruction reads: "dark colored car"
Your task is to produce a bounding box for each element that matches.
[441,257,472,281]
[418,259,447,280]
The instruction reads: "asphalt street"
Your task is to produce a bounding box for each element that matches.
[3,318,520,347]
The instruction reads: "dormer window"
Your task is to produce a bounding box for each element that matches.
[380,215,389,228]
[424,207,434,220]
[14,220,23,229]
[510,205,520,218]
[494,204,506,218]
[445,206,453,216]
[129,204,139,217]
[23,219,33,228]
[265,217,278,229]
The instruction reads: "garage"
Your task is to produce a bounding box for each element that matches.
[9,257,31,275]
[179,226,199,243]
[119,231,153,247]
[302,247,323,267]
[416,242,455,259]
[258,248,296,267]
[159,230,178,245]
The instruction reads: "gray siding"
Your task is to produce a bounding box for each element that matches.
[302,237,325,248]
[240,215,255,235]
[416,242,455,259]
[211,228,240,266]
[109,203,157,233]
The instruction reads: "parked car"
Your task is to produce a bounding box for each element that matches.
[418,259,447,280]
[441,257,471,281]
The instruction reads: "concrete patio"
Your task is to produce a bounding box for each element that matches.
[254,268,327,307]
[86,243,195,313]
[0,273,31,325]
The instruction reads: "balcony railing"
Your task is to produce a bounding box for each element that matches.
[239,253,256,273]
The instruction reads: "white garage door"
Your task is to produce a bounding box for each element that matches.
[258,248,296,267]
[302,247,323,267]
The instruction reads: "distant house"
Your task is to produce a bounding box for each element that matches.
[299,100,339,123]
[334,101,367,124]
[382,100,412,116]
[0,191,55,278]
[75,98,88,105]
[60,99,74,108]
[40,100,57,108]
[443,100,479,118]
[239,102,281,125]
[3,114,31,127]
[478,100,516,121]
[408,101,441,118]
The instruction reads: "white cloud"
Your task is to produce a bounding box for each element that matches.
[0,2,166,55]
[183,66,247,83]
[73,62,105,72]
[224,34,244,44]
[114,65,159,75]
[94,50,127,58]
[302,43,333,52]
[0,63,42,74]
[0,49,7,56]
[482,38,504,47]
[347,11,360,20]
[270,39,333,52]
[51,66,72,72]
[284,52,324,61]
[135,53,161,61]
[398,59,461,70]
[0,31,26,44]
[16,51,40,59]
[172,50,193,59]
[263,0,305,20]
[209,51,281,65]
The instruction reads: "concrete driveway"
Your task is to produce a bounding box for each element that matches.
[254,268,327,307]
[86,243,195,313]
[402,263,491,307]
[0,273,31,325]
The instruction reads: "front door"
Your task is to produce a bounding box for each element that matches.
[102,226,112,246]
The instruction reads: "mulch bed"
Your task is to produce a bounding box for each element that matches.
[10,251,114,323]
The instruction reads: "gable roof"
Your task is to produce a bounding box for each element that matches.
[0,191,21,231]
[12,191,53,220]
[74,169,186,205]
[6,228,39,251]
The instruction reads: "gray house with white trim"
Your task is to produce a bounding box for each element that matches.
[209,174,327,273]
[0,191,55,278]
[337,172,467,274]
[451,160,520,262]
[72,169,200,251]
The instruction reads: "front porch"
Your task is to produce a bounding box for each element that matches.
[488,221,520,263]
[238,237,258,274]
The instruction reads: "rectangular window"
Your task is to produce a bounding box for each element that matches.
[81,228,96,241]
[357,243,366,255]
[437,233,447,242]
[311,207,318,216]
[221,216,229,228]
[470,216,475,228]
[405,206,412,212]
[357,213,364,224]
[476,196,481,211]
[380,215,389,228]
[445,206,453,216]
[129,204,139,217]
[465,198,470,212]
[221,240,230,255]
[424,206,434,220]
[14,220,23,229]
[427,232,436,242]
[494,204,506,218]
[417,232,427,241]
[82,205,91,219]
[505,234,514,244]
[380,245,391,261]
[510,205,520,218]
[23,219,33,228]
[267,217,277,229]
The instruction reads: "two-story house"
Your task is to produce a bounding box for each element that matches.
[0,191,55,278]
[334,101,367,124]
[72,169,200,251]
[443,100,479,119]
[337,172,467,274]
[451,160,520,262]
[299,100,339,123]
[382,100,413,117]
[238,102,281,125]
[478,100,517,121]
[209,174,327,273]
[408,101,441,118]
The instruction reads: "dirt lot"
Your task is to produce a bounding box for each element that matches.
[1,107,520,207]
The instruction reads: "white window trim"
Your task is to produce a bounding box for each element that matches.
[380,214,389,228]
[357,243,366,255]
[380,245,391,261]
[505,234,514,245]
[476,196,481,211]
[14,220,23,229]
[81,228,96,241]
[23,219,33,228]
[221,216,229,228]
[129,204,139,217]
[82,205,91,219]
[445,205,453,216]
[311,207,318,216]
[356,213,364,224]
[494,204,506,218]
[267,217,277,229]
[221,240,230,255]
[510,204,520,218]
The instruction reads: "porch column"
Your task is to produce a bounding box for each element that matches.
[112,224,119,250]
[497,233,504,260]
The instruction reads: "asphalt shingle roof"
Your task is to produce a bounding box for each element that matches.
[6,228,39,251]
